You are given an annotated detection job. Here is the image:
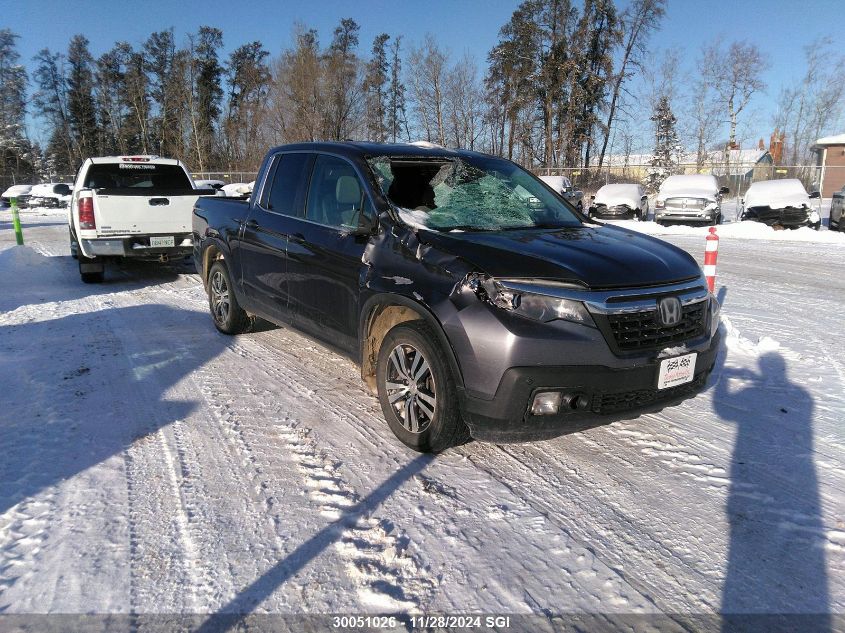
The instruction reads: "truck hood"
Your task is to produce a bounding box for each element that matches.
[420,224,701,289]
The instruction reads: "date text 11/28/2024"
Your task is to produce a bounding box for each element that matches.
[332,615,512,629]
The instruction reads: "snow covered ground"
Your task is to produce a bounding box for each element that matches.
[1,209,844,630]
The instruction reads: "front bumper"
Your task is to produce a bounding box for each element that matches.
[741,207,816,228]
[592,206,638,220]
[655,209,717,223]
[81,234,193,258]
[459,330,720,442]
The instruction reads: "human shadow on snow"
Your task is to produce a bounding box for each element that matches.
[712,288,830,631]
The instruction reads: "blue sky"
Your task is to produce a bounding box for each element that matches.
[5,0,844,148]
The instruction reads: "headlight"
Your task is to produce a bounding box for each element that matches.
[809,210,820,223]
[704,202,718,210]
[465,274,594,326]
[655,200,665,209]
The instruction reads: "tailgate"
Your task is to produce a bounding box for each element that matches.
[93,192,199,236]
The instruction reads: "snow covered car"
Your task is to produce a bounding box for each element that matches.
[539,175,585,210]
[827,185,844,231]
[1,184,33,208]
[654,175,728,226]
[740,179,821,230]
[194,179,226,191]
[27,183,73,208]
[589,183,648,220]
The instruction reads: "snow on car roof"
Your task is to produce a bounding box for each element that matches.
[743,179,810,209]
[2,184,33,197]
[659,175,718,192]
[538,175,572,189]
[594,184,644,208]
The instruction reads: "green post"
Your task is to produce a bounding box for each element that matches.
[10,197,24,245]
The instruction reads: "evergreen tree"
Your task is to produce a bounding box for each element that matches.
[67,35,98,163]
[645,95,679,190]
[363,34,390,142]
[144,30,182,157]
[95,44,130,156]
[32,48,74,173]
[387,36,409,143]
[189,26,224,170]
[324,18,361,140]
[0,29,30,180]
[223,41,270,167]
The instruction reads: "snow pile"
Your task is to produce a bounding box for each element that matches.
[594,184,644,208]
[606,218,845,244]
[743,179,811,209]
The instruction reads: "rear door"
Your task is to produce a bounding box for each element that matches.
[85,161,199,236]
[238,152,313,321]
[286,153,373,352]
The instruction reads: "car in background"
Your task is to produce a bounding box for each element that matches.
[28,183,73,208]
[589,183,648,221]
[828,185,844,231]
[539,175,584,210]
[740,179,821,230]
[69,155,216,283]
[654,175,728,226]
[1,184,33,208]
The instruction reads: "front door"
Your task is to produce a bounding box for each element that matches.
[286,154,374,352]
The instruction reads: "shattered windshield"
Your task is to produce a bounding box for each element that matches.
[367,155,582,231]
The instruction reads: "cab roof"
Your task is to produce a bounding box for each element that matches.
[267,141,488,161]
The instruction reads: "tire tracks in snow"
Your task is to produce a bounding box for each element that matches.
[114,278,434,611]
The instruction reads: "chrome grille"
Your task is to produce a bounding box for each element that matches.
[665,197,705,210]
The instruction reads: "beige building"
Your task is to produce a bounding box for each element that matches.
[813,134,845,198]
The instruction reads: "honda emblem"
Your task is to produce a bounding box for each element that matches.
[657,297,682,326]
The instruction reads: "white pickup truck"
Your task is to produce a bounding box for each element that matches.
[69,156,214,282]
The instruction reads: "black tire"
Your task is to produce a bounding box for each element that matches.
[79,258,104,284]
[376,321,469,453]
[207,260,252,334]
[69,228,78,259]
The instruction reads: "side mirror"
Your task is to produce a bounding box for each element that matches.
[809,191,821,199]
[590,195,596,200]
[719,186,730,195]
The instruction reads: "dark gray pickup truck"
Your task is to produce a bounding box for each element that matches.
[193,142,721,452]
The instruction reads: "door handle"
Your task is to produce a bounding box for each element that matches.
[244,219,259,229]
[290,232,306,243]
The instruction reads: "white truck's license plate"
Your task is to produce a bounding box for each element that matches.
[657,353,697,390]
[150,236,175,248]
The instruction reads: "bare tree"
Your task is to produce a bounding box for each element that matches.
[702,39,769,150]
[597,0,666,168]
[774,37,845,165]
[444,54,485,150]
[408,36,448,145]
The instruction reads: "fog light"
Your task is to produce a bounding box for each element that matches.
[531,391,562,415]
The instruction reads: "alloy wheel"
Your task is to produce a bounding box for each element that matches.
[384,343,436,433]
[210,270,230,325]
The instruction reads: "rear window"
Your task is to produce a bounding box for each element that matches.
[84,163,193,190]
